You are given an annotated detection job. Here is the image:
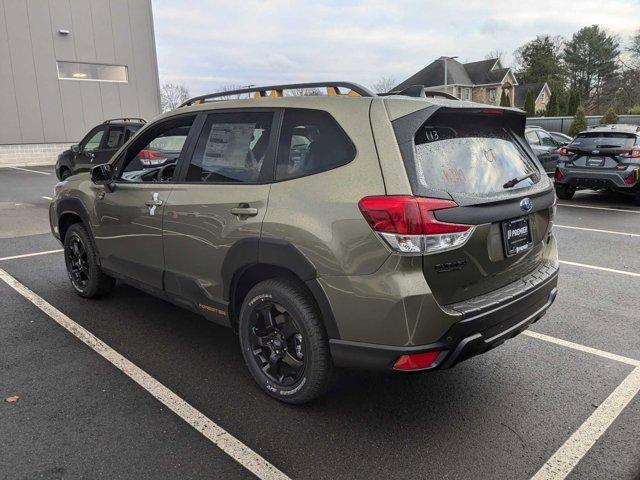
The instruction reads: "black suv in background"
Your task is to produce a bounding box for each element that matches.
[55,118,146,180]
[525,126,564,174]
[554,124,640,204]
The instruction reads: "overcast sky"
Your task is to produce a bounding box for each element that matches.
[151,0,640,95]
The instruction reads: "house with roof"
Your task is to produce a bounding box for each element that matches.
[393,57,519,106]
[514,82,551,113]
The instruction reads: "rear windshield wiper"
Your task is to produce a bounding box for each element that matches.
[503,172,537,189]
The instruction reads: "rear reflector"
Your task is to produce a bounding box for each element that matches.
[554,168,565,182]
[358,196,474,254]
[625,173,636,185]
[393,351,441,371]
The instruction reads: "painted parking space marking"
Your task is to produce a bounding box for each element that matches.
[555,224,640,238]
[42,196,53,201]
[8,166,51,175]
[559,260,640,278]
[0,249,63,262]
[557,203,640,214]
[530,367,640,480]
[523,331,640,367]
[0,267,291,480]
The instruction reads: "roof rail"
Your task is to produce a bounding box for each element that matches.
[179,81,376,107]
[381,85,460,101]
[103,117,146,124]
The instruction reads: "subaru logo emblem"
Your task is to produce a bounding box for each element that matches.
[592,150,600,155]
[520,198,533,213]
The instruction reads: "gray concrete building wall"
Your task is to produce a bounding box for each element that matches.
[0,0,161,165]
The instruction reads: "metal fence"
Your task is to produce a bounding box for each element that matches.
[526,115,640,134]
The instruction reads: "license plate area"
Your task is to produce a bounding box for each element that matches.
[502,216,533,257]
[586,156,605,167]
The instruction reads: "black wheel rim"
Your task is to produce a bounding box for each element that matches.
[249,301,305,387]
[66,234,90,291]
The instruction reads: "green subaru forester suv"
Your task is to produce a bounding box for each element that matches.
[50,82,559,403]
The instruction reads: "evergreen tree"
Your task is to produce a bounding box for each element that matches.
[546,92,559,116]
[599,107,618,125]
[566,89,580,116]
[499,90,510,107]
[569,106,588,136]
[524,89,536,116]
[563,26,620,111]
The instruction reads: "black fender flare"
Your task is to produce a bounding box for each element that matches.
[222,238,341,339]
[55,197,98,253]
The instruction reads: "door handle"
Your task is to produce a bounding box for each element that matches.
[230,206,258,217]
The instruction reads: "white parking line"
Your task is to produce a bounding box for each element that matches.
[558,203,640,214]
[559,260,640,278]
[8,166,51,175]
[523,331,640,367]
[0,249,63,262]
[531,367,640,480]
[42,196,53,201]
[555,225,640,238]
[0,267,290,480]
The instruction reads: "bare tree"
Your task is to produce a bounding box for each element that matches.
[160,83,190,111]
[485,49,506,63]
[370,76,396,94]
[288,87,323,96]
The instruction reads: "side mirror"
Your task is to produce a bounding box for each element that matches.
[91,163,114,188]
[71,144,80,153]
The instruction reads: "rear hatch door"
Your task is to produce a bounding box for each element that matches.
[566,131,638,169]
[392,106,554,305]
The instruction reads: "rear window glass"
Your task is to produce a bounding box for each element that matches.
[570,132,636,150]
[412,113,539,195]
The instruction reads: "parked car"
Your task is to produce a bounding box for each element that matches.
[55,118,146,180]
[50,82,558,404]
[549,131,572,145]
[525,126,563,174]
[554,124,640,204]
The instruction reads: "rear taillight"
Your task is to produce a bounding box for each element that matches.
[554,168,565,182]
[393,351,441,371]
[358,196,474,254]
[138,149,167,166]
[559,147,571,156]
[621,148,640,159]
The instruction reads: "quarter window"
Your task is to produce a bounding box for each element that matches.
[185,112,274,183]
[525,131,540,145]
[276,109,355,181]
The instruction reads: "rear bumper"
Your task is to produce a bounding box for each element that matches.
[557,167,638,190]
[330,262,558,371]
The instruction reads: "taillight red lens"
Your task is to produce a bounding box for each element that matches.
[358,196,470,235]
[621,148,640,158]
[559,147,570,156]
[554,168,565,181]
[625,173,636,185]
[138,149,166,160]
[393,351,441,371]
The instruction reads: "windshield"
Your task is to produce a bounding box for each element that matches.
[412,113,539,195]
[570,132,636,150]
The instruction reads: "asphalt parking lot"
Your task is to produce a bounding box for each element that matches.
[1,165,639,480]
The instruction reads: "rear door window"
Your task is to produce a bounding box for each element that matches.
[570,132,636,150]
[412,112,540,195]
[536,130,558,147]
[105,126,125,149]
[185,111,274,183]
[276,109,355,181]
[525,131,540,145]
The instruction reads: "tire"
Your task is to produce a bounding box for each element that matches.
[238,278,332,404]
[60,168,72,180]
[555,184,575,200]
[63,223,115,298]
